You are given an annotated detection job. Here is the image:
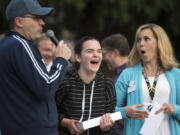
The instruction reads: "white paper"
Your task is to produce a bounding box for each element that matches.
[76,112,122,130]
[140,103,165,135]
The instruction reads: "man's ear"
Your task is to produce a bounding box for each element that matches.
[114,49,120,56]
[14,17,23,28]
[75,54,80,63]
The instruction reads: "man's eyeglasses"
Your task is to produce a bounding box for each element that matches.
[21,15,43,21]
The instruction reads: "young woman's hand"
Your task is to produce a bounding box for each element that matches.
[62,118,85,135]
[100,113,115,132]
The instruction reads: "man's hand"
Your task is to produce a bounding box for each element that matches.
[55,40,72,61]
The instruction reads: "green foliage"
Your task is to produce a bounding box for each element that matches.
[0,0,180,60]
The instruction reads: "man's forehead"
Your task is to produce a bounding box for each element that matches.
[102,47,109,52]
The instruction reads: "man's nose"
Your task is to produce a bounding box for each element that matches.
[39,19,45,26]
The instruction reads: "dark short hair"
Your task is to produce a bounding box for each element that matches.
[73,36,98,70]
[101,34,130,56]
[35,34,49,48]
[9,20,15,29]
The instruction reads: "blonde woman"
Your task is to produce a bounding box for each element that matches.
[115,24,180,135]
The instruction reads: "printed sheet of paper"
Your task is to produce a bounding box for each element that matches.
[76,112,122,130]
[140,103,165,135]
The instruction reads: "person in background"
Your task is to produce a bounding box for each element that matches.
[0,0,71,135]
[0,33,5,40]
[101,34,130,135]
[101,34,130,84]
[36,34,56,72]
[115,24,180,135]
[55,36,116,135]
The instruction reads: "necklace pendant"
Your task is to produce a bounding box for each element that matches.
[150,92,154,100]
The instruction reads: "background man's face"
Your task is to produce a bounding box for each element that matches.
[102,48,115,71]
[38,39,55,65]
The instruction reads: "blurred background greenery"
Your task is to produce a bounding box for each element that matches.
[0,0,180,77]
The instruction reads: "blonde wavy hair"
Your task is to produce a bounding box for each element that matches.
[129,24,179,70]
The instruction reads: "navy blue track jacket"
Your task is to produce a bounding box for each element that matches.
[0,31,68,135]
